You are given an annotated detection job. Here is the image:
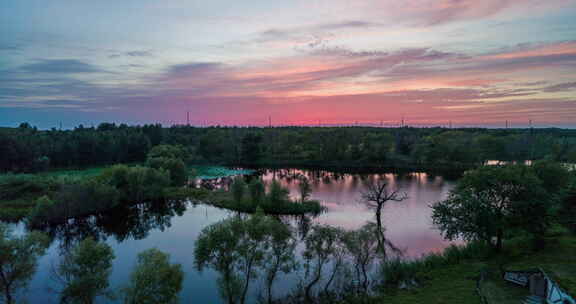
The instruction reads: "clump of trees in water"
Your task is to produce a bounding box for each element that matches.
[0,224,184,304]
[194,210,393,304]
[205,177,323,215]
[2,123,576,173]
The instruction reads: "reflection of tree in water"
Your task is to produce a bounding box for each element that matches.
[195,213,296,304]
[195,213,402,304]
[28,199,188,250]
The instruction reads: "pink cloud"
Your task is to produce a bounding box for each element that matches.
[377,0,572,26]
[482,41,576,60]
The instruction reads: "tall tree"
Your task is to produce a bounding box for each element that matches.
[0,225,50,304]
[52,238,115,304]
[432,165,551,252]
[360,179,407,251]
[123,248,184,304]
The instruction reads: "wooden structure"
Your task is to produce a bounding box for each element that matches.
[503,268,575,304]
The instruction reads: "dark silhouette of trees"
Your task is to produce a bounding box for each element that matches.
[2,123,575,173]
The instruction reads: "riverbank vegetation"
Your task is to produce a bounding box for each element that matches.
[1,160,574,303]
[1,122,575,303]
[2,123,575,174]
[202,178,323,215]
[0,144,193,222]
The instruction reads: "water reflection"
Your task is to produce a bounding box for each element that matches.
[255,169,455,257]
[11,168,457,303]
[29,199,189,250]
[194,214,402,304]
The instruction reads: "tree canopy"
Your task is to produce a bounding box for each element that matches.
[432,164,564,251]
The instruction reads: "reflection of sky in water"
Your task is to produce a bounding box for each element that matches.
[260,169,456,257]
[18,169,456,303]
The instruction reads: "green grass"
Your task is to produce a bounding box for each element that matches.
[367,234,576,304]
[43,167,105,177]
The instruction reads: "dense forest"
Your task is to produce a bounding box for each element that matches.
[2,122,576,173]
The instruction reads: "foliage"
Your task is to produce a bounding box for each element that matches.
[268,180,290,204]
[231,177,246,203]
[53,238,115,304]
[432,165,556,252]
[98,165,171,202]
[146,144,189,186]
[3,124,575,173]
[248,179,265,204]
[342,223,381,292]
[147,144,189,163]
[123,248,184,304]
[241,133,263,163]
[0,224,50,304]
[301,224,346,303]
[0,174,61,201]
[208,193,323,215]
[147,157,187,186]
[195,212,296,304]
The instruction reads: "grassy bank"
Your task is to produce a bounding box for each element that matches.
[364,234,576,304]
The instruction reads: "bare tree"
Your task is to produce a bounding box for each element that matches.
[360,180,407,256]
[361,180,407,228]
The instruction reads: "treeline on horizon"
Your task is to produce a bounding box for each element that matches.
[1,122,576,173]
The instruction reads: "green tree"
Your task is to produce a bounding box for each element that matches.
[432,165,551,252]
[241,133,263,163]
[268,180,289,204]
[195,212,290,304]
[248,179,265,204]
[342,223,380,293]
[53,238,115,304]
[147,157,187,186]
[302,224,345,303]
[262,218,296,304]
[231,177,246,203]
[99,165,171,202]
[146,144,189,187]
[123,248,184,304]
[147,144,188,162]
[0,224,50,304]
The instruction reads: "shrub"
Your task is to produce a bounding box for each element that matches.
[147,157,187,186]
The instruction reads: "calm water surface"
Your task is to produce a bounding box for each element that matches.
[16,168,455,303]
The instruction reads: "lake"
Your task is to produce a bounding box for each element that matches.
[13,168,456,303]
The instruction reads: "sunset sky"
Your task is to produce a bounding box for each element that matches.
[1,0,576,128]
